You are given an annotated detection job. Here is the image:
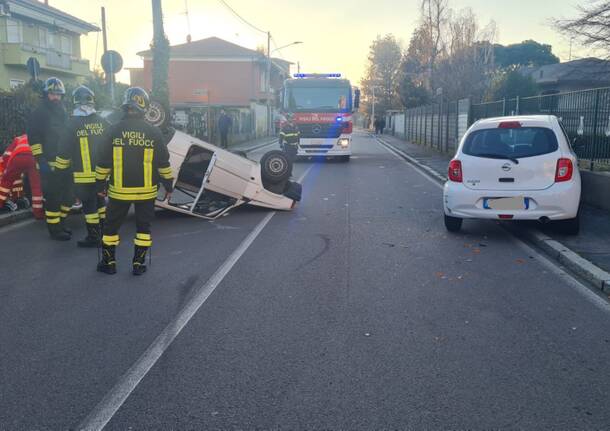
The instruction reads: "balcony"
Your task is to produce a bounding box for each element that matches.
[1,43,90,77]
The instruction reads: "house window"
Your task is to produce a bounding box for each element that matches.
[260,70,267,91]
[60,35,72,55]
[10,79,25,90]
[38,27,48,48]
[6,18,23,43]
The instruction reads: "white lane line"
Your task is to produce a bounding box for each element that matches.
[375,138,610,314]
[77,166,314,431]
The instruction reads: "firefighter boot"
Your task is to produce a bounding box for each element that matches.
[77,224,101,248]
[60,219,72,235]
[132,245,149,276]
[97,244,117,275]
[47,223,71,241]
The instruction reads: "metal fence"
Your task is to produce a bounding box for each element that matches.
[472,88,610,170]
[0,92,29,152]
[386,86,610,171]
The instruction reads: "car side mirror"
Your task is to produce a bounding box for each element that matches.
[354,89,361,111]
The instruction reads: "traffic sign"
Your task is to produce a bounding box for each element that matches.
[26,57,40,80]
[101,50,123,75]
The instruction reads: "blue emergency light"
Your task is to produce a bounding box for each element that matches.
[293,73,342,78]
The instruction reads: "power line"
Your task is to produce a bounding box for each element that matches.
[216,0,267,35]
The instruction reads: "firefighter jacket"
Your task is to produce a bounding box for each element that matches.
[26,99,68,168]
[55,114,110,184]
[1,135,32,173]
[95,117,174,201]
[279,122,300,146]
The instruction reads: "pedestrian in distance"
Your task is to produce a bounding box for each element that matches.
[279,112,300,177]
[55,86,110,248]
[95,87,174,276]
[27,77,72,240]
[0,134,44,219]
[218,109,232,149]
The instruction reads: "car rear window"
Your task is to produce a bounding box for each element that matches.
[463,127,559,159]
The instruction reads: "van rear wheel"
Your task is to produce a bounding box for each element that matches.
[444,215,463,232]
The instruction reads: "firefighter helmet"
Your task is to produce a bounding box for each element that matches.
[43,77,66,95]
[72,85,95,106]
[122,87,150,114]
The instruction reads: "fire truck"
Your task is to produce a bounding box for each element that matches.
[280,73,360,162]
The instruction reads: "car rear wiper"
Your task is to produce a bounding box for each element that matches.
[475,153,520,164]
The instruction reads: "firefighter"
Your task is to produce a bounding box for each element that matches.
[55,86,109,247]
[27,77,71,240]
[279,113,300,176]
[0,135,44,219]
[95,87,174,275]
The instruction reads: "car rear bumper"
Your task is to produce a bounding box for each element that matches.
[443,181,581,220]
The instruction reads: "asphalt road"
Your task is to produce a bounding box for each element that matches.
[1,131,610,430]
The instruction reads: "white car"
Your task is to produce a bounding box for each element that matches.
[443,115,581,234]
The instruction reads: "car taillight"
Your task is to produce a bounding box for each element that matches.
[555,158,573,182]
[448,160,463,182]
[342,121,353,134]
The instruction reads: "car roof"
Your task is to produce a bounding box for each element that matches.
[472,115,558,130]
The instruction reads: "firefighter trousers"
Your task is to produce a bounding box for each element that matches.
[0,154,43,218]
[102,198,154,248]
[41,170,73,226]
[74,184,106,226]
[282,143,298,176]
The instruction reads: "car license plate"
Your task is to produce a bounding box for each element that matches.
[484,197,528,210]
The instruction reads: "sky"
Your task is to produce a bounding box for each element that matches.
[48,0,587,85]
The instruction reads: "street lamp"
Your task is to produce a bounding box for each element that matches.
[266,39,303,135]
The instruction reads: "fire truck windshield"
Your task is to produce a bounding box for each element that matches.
[284,86,351,113]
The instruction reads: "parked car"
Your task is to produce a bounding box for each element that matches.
[101,106,302,220]
[443,115,581,234]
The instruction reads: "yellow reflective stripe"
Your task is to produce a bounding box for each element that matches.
[98,207,107,214]
[74,178,96,184]
[136,233,151,240]
[61,205,71,212]
[158,166,173,179]
[45,211,61,217]
[48,161,58,168]
[55,157,71,169]
[113,147,123,189]
[143,148,154,188]
[108,191,158,201]
[46,218,61,224]
[74,171,96,184]
[85,213,100,223]
[134,238,152,247]
[96,166,111,174]
[108,185,157,194]
[102,235,120,246]
[31,144,43,155]
[80,137,92,174]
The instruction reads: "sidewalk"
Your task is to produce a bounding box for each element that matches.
[378,133,610,293]
[0,135,279,228]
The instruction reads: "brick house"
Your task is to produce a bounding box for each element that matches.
[129,37,291,143]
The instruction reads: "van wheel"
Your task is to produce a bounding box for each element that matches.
[340,155,350,162]
[555,214,580,235]
[444,215,463,232]
[261,150,291,184]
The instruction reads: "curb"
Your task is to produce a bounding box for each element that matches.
[378,136,610,296]
[0,209,33,228]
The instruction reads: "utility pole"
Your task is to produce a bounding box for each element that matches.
[100,7,114,105]
[266,31,272,136]
[151,0,170,114]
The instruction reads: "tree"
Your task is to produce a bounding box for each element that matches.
[398,76,430,108]
[494,40,559,68]
[360,34,403,116]
[555,1,610,56]
[486,69,539,101]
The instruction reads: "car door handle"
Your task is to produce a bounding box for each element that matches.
[499,178,515,183]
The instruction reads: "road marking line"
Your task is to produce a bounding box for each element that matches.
[376,138,610,314]
[0,217,36,234]
[77,165,313,431]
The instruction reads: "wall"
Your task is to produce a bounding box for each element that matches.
[139,58,269,107]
